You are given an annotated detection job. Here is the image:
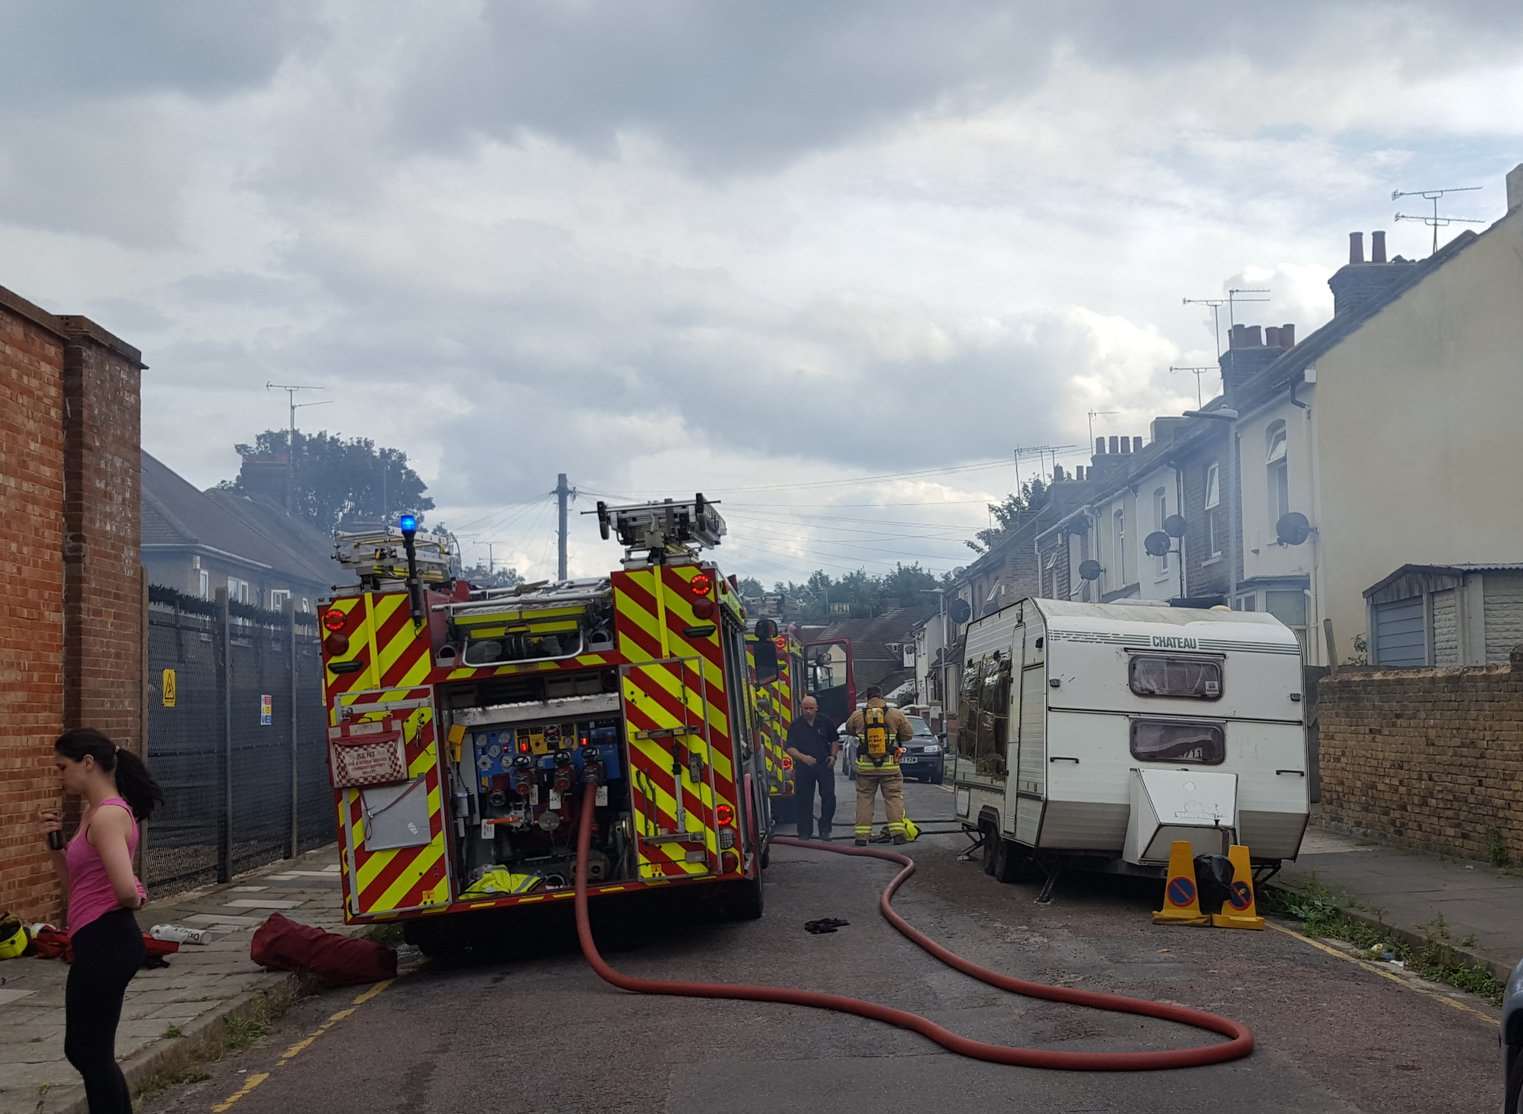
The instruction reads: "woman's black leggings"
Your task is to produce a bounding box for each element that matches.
[65,908,144,1113]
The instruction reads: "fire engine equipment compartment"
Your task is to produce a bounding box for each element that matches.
[443,685,635,893]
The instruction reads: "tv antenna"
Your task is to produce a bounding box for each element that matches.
[1182,297,1227,355]
[1392,185,1484,255]
[1170,366,1217,409]
[1086,411,1119,451]
[1227,288,1271,330]
[1013,444,1079,490]
[265,382,332,514]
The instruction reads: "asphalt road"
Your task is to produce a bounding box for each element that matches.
[148,781,1500,1114]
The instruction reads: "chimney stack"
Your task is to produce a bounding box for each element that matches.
[1348,231,1364,264]
[1508,163,1523,213]
[1371,230,1387,263]
[1108,436,1120,455]
[1220,321,1284,398]
[1330,230,1416,316]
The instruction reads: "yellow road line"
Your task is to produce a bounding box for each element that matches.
[213,981,396,1109]
[210,1072,269,1112]
[1267,920,1499,1028]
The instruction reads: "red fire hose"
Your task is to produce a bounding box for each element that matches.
[573,791,1253,1070]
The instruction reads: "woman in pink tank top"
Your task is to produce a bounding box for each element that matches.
[40,729,163,1114]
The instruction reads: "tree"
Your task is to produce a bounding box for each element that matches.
[220,430,434,532]
[967,477,1050,554]
[737,576,767,598]
[461,564,522,590]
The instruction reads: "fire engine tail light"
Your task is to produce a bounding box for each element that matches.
[781,756,794,771]
[692,599,716,620]
[715,803,734,826]
[325,633,350,657]
[322,608,346,632]
[689,572,713,597]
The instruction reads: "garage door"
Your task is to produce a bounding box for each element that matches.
[1373,598,1426,667]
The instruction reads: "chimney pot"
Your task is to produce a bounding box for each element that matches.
[1076,465,1085,480]
[1243,325,1262,347]
[1132,436,1143,453]
[1281,322,1295,347]
[1348,231,1364,264]
[1264,326,1281,348]
[1108,436,1120,455]
[1120,437,1132,455]
[1229,323,1247,349]
[1095,437,1105,456]
[1371,230,1387,263]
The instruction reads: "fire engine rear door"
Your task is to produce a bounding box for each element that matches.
[619,657,720,880]
[331,688,453,917]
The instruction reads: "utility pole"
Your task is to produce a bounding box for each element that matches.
[554,473,575,581]
[265,382,330,515]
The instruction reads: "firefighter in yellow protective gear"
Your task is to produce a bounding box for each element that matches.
[843,686,914,846]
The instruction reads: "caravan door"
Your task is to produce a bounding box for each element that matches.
[1003,616,1046,845]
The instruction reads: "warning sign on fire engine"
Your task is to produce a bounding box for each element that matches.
[161,669,176,708]
[260,694,272,726]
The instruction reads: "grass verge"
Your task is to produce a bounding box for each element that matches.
[1261,880,1504,1006]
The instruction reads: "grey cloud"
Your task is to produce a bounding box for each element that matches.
[0,1,324,104]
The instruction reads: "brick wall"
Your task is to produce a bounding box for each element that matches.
[59,321,144,751]
[1317,650,1523,862]
[1180,443,1231,598]
[0,291,68,919]
[0,288,143,921]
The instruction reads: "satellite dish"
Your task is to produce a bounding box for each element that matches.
[948,598,972,625]
[1144,531,1171,558]
[1078,559,1103,582]
[1276,511,1312,546]
[1164,514,1187,539]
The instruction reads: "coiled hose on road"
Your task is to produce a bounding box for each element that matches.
[573,790,1253,1070]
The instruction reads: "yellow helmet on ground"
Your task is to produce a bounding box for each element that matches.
[0,915,28,960]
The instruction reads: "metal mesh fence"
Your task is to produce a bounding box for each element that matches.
[144,587,333,893]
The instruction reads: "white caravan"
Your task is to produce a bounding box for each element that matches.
[951,598,1309,886]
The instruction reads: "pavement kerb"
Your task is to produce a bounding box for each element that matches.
[44,925,390,1114]
[1261,879,1514,986]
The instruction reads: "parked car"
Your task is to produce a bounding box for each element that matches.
[840,713,944,784]
[1506,956,1523,1114]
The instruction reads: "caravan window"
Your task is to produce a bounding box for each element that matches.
[1128,655,1222,700]
[1130,720,1225,765]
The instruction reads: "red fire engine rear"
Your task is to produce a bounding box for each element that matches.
[318,497,778,954]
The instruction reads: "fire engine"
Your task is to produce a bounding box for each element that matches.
[318,496,778,954]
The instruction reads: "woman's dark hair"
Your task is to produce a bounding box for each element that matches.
[54,728,163,821]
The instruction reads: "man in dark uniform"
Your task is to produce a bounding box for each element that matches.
[786,695,839,840]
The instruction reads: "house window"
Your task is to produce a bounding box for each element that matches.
[1266,421,1290,531]
[1043,551,1058,599]
[1130,720,1226,765]
[1153,487,1169,577]
[300,598,311,613]
[1204,463,1222,558]
[270,589,291,611]
[1265,589,1308,654]
[198,570,211,599]
[227,577,252,605]
[1112,508,1126,590]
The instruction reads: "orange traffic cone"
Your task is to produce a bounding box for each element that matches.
[1153,840,1210,926]
[1210,844,1265,930]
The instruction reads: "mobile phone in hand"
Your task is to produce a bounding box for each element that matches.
[47,829,65,851]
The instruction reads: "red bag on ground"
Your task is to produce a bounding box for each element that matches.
[249,913,396,986]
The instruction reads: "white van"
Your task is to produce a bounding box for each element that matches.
[952,597,1309,887]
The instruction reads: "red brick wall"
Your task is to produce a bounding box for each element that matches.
[0,292,143,921]
[0,292,68,918]
[1317,652,1523,862]
[59,323,144,751]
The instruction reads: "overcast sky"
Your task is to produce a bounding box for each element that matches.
[4,2,1521,584]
